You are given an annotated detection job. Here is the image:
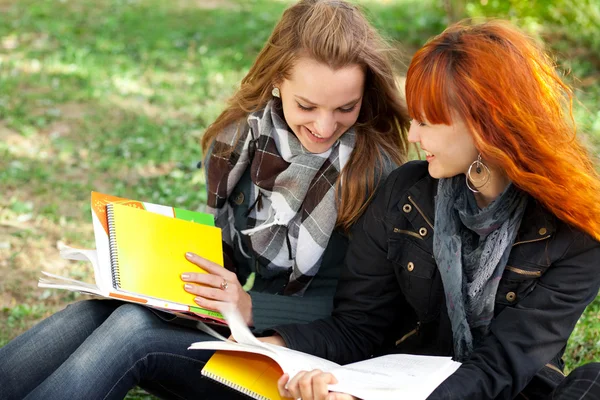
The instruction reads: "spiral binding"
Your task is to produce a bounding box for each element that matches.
[106,204,122,289]
[201,369,269,400]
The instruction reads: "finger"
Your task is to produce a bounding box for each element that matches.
[313,373,337,400]
[184,283,228,301]
[298,369,324,400]
[327,393,354,400]
[277,373,293,398]
[181,271,230,288]
[286,371,308,399]
[185,252,232,277]
[193,296,233,313]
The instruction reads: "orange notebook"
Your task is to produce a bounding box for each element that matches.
[106,202,224,308]
[202,351,289,400]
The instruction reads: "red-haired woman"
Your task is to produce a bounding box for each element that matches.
[265,20,600,399]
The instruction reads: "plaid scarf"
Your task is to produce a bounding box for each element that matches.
[206,100,356,295]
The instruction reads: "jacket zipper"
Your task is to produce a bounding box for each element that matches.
[512,235,551,247]
[407,196,434,230]
[395,322,421,346]
[393,228,423,240]
[545,363,565,376]
[505,266,542,277]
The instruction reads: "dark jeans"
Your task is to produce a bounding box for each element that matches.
[0,300,246,400]
[552,363,600,400]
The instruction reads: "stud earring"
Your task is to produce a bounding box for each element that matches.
[271,87,280,98]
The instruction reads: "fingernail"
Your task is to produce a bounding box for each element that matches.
[194,297,202,304]
[184,284,192,290]
[181,273,190,280]
[185,252,194,259]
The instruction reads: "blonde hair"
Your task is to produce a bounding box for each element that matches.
[202,0,409,232]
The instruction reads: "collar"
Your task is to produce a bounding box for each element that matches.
[398,175,557,245]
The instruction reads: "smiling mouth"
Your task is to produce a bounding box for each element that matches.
[306,126,324,139]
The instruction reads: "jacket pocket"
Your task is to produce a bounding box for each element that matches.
[495,264,543,313]
[387,237,439,321]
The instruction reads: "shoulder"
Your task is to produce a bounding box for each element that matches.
[204,118,250,158]
[369,160,435,214]
[387,160,431,184]
[383,161,433,198]
[553,216,600,262]
[519,199,600,265]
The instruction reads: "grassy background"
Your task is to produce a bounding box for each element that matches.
[1,0,598,398]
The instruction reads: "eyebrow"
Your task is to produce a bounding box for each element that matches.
[295,95,362,108]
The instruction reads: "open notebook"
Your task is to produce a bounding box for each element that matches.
[202,351,286,400]
[39,191,226,324]
[191,306,462,400]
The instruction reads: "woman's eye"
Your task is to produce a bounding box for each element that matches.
[297,103,315,111]
[339,105,356,113]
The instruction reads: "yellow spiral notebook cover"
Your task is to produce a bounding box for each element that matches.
[202,350,289,400]
[106,203,224,309]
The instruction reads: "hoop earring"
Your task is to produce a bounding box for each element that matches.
[466,154,491,193]
[271,87,280,98]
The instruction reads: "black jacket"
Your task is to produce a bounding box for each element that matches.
[274,161,600,399]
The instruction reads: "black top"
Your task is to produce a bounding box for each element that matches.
[274,161,600,399]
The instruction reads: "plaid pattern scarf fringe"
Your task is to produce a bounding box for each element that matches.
[206,99,355,295]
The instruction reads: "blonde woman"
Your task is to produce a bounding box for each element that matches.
[0,1,410,399]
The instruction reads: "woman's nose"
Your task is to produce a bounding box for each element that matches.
[315,114,337,138]
[407,123,420,143]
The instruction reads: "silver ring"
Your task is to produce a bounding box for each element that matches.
[220,279,228,291]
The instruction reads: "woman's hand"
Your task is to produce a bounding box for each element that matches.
[278,370,357,400]
[182,252,253,326]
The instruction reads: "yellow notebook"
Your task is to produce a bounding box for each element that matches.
[106,203,224,308]
[202,351,289,400]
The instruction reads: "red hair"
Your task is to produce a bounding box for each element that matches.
[406,20,600,241]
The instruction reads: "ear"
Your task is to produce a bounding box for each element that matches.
[271,79,282,89]
[272,71,286,88]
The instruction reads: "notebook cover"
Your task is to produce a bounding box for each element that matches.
[107,203,224,308]
[202,350,288,400]
[90,191,216,292]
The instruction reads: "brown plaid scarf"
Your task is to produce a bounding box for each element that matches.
[206,100,355,295]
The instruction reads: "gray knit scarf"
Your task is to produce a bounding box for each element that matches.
[433,176,528,360]
[206,99,356,295]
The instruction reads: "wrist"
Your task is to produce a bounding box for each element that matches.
[244,291,254,327]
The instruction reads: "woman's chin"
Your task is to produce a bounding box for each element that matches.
[299,138,334,154]
[427,164,456,180]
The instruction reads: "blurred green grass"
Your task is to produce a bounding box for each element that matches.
[0,1,598,398]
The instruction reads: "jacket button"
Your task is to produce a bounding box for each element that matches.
[407,262,415,272]
[538,227,547,236]
[419,227,428,237]
[402,204,412,213]
[233,192,244,205]
[506,291,517,302]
